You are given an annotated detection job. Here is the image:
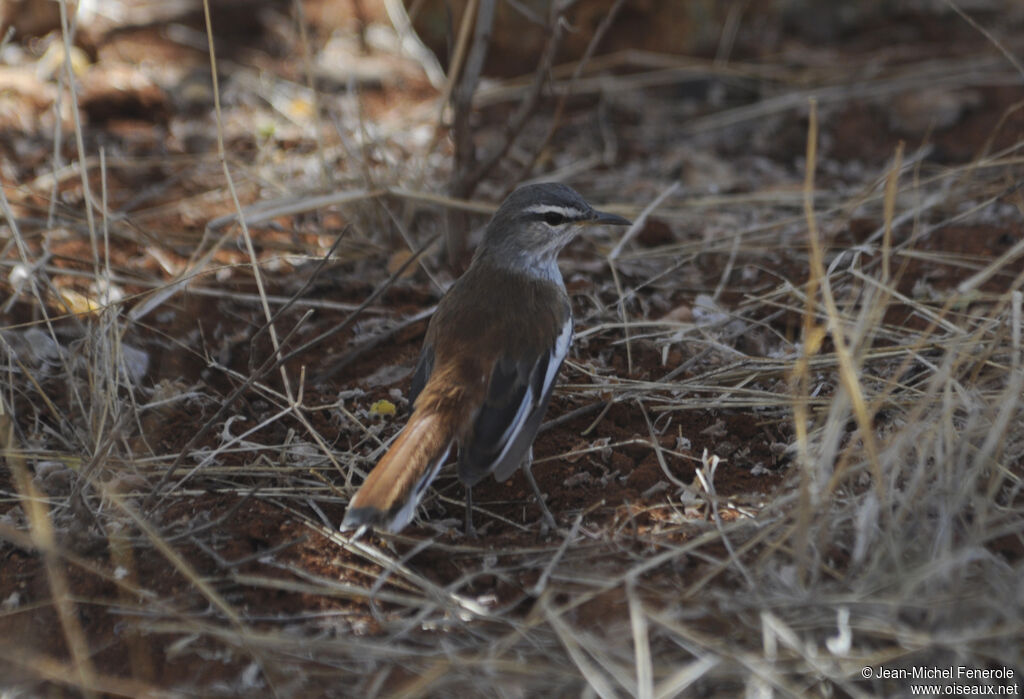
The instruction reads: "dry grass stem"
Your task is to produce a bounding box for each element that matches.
[2,2,1022,696]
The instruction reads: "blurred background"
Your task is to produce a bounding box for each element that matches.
[1,1,1023,697]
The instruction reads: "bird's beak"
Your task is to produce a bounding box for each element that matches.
[589,209,632,226]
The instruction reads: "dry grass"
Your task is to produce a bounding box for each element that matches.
[2,0,1023,697]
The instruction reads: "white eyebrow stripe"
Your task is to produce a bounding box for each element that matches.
[522,204,588,219]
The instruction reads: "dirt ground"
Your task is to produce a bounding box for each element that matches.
[1,1,1023,697]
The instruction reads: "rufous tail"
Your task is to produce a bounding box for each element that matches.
[341,411,453,533]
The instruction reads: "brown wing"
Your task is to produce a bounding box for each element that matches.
[457,314,572,486]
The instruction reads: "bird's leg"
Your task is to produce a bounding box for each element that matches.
[522,447,557,530]
[464,485,477,538]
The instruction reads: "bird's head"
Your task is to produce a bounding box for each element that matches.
[477,183,631,274]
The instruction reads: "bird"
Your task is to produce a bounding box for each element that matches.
[341,182,631,535]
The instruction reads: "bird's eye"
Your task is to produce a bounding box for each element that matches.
[543,212,566,226]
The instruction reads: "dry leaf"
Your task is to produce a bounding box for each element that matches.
[53,288,99,315]
[387,249,419,278]
[369,399,396,418]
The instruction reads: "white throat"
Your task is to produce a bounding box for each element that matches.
[502,248,565,284]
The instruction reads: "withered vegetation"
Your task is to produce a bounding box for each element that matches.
[1,1,1023,696]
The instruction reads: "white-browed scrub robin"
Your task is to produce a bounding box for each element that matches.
[342,182,631,534]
